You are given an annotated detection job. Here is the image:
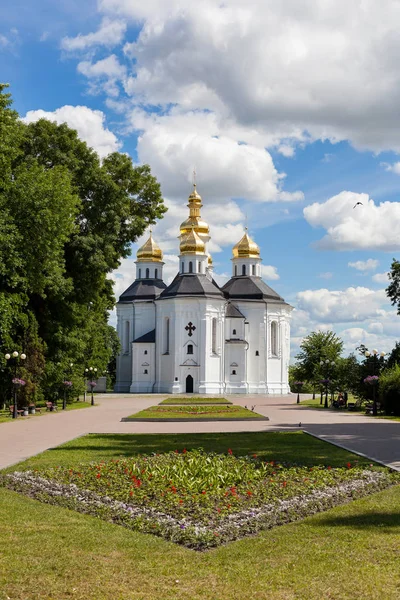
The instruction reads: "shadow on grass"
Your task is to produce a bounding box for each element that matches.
[5,431,373,472]
[315,511,400,529]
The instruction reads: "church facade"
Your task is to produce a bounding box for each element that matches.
[115,185,292,395]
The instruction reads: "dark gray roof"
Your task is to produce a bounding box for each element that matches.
[222,276,285,302]
[119,278,167,302]
[134,329,155,343]
[159,274,224,299]
[225,302,245,318]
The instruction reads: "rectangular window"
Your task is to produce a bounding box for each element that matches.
[164,318,170,354]
[212,318,217,354]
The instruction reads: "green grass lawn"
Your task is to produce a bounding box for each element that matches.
[1,432,399,599]
[126,404,265,419]
[160,397,232,405]
[299,397,400,421]
[0,401,95,424]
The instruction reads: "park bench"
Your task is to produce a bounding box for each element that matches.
[46,402,58,411]
[9,405,24,417]
[365,402,381,414]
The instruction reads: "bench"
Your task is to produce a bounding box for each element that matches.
[46,402,58,411]
[9,405,24,417]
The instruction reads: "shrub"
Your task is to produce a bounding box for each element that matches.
[379,364,400,415]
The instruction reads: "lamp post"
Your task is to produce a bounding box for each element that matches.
[87,366,98,405]
[320,359,335,408]
[5,351,27,419]
[365,349,385,416]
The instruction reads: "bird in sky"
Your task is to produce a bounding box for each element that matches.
[353,202,363,209]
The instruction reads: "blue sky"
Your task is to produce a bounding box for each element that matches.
[3,0,400,357]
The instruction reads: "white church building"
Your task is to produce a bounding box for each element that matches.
[115,184,292,395]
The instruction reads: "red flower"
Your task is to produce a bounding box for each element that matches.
[171,486,177,493]
[282,481,287,487]
[179,499,183,504]
[96,473,101,479]
[347,462,351,469]
[175,449,179,454]
[228,448,233,455]
[253,454,257,458]
[327,466,332,470]
[183,448,187,454]
[246,490,253,496]
[201,490,206,495]
[130,491,134,496]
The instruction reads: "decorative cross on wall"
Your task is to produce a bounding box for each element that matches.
[185,322,196,337]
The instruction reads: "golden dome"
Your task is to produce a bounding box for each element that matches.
[136,233,163,262]
[180,227,206,255]
[179,184,210,237]
[232,230,260,258]
[208,254,213,265]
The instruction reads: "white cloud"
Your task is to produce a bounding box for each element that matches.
[318,272,333,279]
[261,265,279,281]
[382,161,400,175]
[61,17,126,51]
[348,259,379,272]
[372,271,390,283]
[0,34,9,47]
[303,191,400,251]
[296,286,388,324]
[130,109,303,205]
[100,0,400,153]
[23,105,121,158]
[78,54,126,79]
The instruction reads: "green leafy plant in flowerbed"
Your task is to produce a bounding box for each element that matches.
[127,405,263,419]
[2,449,398,550]
[160,397,232,405]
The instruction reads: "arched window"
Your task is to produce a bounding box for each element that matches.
[138,268,142,279]
[255,350,259,356]
[212,318,217,354]
[189,261,193,273]
[233,329,237,335]
[234,265,237,276]
[242,264,246,276]
[164,318,170,354]
[144,369,148,374]
[271,321,278,356]
[144,350,147,355]
[252,264,256,276]
[155,268,158,279]
[187,344,193,355]
[232,369,236,375]
[182,262,184,273]
[146,268,150,278]
[124,321,130,353]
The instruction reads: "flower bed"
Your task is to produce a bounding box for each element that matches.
[2,450,398,550]
[127,405,264,419]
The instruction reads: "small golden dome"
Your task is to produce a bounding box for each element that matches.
[136,233,163,262]
[232,230,260,258]
[188,184,202,204]
[208,254,213,265]
[180,228,206,255]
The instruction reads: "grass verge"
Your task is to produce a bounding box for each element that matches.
[0,401,95,424]
[126,404,264,420]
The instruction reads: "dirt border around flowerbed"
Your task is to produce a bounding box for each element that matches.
[121,416,270,422]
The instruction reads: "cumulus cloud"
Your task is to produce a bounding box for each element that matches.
[303,191,400,251]
[130,109,303,204]
[348,259,379,272]
[78,54,126,79]
[372,271,390,283]
[23,105,121,158]
[61,17,127,51]
[296,286,388,323]
[382,161,400,175]
[261,265,279,281]
[99,0,400,153]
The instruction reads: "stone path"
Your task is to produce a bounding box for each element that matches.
[0,394,399,470]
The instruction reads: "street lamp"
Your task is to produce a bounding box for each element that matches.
[87,366,98,405]
[5,351,27,419]
[364,350,385,416]
[320,359,335,408]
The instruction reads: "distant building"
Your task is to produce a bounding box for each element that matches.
[115,184,292,394]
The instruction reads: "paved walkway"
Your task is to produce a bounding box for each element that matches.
[0,394,399,470]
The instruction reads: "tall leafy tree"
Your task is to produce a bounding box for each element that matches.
[387,259,400,313]
[295,330,344,387]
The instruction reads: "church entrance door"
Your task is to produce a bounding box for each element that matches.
[185,375,194,393]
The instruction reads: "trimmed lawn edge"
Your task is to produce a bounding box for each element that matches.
[121,416,270,422]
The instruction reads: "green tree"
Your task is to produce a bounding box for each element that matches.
[387,259,400,313]
[295,330,343,387]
